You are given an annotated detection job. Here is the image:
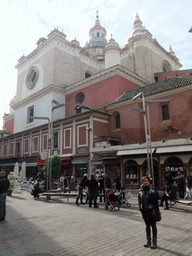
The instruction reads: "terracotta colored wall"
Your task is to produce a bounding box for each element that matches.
[107,90,192,145]
[154,69,192,81]
[5,118,14,133]
[65,75,140,117]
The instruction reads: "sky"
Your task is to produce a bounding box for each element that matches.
[0,0,192,130]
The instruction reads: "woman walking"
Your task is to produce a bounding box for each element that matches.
[138,176,159,249]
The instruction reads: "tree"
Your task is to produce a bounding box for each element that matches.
[42,155,61,183]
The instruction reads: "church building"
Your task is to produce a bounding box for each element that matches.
[1,13,192,189]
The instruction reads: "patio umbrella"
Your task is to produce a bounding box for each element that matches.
[20,161,26,181]
[13,162,19,179]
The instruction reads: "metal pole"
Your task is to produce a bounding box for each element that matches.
[31,116,50,192]
[49,109,53,192]
[146,103,154,187]
[48,120,51,192]
[50,101,65,191]
[141,93,150,177]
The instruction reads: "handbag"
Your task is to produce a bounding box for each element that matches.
[152,210,161,222]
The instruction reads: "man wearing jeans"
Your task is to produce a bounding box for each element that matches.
[76,174,87,205]
[0,170,10,221]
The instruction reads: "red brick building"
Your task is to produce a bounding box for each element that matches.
[1,74,192,189]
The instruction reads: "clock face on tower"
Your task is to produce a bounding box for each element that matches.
[26,67,39,89]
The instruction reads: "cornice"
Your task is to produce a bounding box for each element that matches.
[105,83,192,110]
[127,35,182,68]
[3,112,14,121]
[15,35,99,70]
[65,64,150,95]
[90,138,192,153]
[11,85,65,110]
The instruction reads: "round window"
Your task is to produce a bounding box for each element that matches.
[26,67,39,89]
[75,92,85,104]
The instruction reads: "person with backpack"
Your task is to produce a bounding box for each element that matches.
[0,170,10,221]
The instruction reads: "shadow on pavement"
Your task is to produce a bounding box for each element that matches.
[157,246,187,256]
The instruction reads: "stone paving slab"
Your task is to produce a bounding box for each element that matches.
[0,189,192,256]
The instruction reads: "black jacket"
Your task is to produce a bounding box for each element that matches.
[0,177,10,193]
[104,176,111,189]
[138,185,159,211]
[79,176,87,188]
[86,179,98,191]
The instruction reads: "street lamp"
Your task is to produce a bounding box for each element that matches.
[132,92,150,177]
[146,99,169,188]
[49,100,65,191]
[31,116,51,192]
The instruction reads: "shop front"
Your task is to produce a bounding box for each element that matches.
[102,157,120,185]
[60,154,74,178]
[71,157,88,184]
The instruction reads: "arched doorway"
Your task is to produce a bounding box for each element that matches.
[164,156,183,186]
[124,160,139,188]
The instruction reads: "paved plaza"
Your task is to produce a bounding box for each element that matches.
[0,188,192,256]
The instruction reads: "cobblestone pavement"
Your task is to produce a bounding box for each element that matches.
[0,189,192,256]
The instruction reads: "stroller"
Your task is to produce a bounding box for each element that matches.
[121,188,132,207]
[105,186,128,211]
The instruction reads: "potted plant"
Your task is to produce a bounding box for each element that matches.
[7,172,16,196]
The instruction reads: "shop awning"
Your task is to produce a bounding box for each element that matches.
[117,148,156,156]
[37,160,46,166]
[156,145,192,153]
[60,153,74,160]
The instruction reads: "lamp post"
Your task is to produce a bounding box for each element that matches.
[132,92,150,177]
[146,99,169,188]
[49,100,65,191]
[31,116,51,192]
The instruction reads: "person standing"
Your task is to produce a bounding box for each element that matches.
[185,172,192,199]
[115,173,121,192]
[59,174,65,190]
[76,174,87,205]
[0,170,10,221]
[86,174,99,208]
[98,175,104,202]
[175,172,185,199]
[165,169,173,186]
[138,176,159,249]
[102,173,111,202]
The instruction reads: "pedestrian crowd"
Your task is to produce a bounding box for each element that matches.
[1,166,192,252]
[75,172,112,208]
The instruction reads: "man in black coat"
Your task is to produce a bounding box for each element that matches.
[115,173,121,192]
[102,173,112,202]
[86,174,99,208]
[0,170,10,221]
[76,174,87,205]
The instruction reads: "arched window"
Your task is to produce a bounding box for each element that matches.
[97,32,99,38]
[75,92,85,104]
[116,114,120,129]
[162,61,172,72]
[164,156,183,185]
[85,72,91,78]
[111,111,121,129]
